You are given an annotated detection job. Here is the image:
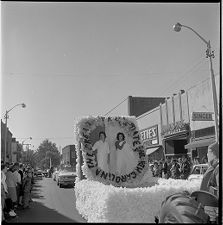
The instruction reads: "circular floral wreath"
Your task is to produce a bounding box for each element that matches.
[75,116,149,187]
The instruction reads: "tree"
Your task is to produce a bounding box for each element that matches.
[22,149,38,168]
[35,139,61,169]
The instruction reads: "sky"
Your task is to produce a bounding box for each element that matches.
[1,2,220,151]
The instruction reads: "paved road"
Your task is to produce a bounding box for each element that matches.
[9,177,86,223]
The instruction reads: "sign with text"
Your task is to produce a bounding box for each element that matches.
[140,125,158,148]
[192,112,214,121]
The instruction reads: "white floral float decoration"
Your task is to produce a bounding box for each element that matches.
[75,116,149,188]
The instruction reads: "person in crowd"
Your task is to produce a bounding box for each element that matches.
[158,160,163,178]
[163,157,172,179]
[1,164,8,221]
[92,131,110,172]
[200,142,219,197]
[22,169,33,209]
[12,163,22,208]
[18,164,24,206]
[178,157,182,169]
[170,159,180,179]
[150,163,155,176]
[5,164,17,217]
[180,155,191,179]
[152,161,160,177]
[29,168,35,203]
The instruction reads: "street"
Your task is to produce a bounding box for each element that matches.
[8,177,86,223]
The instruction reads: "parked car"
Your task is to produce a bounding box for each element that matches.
[187,163,209,182]
[34,170,44,179]
[57,167,77,188]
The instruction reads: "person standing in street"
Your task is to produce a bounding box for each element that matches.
[5,164,17,217]
[29,167,35,203]
[13,162,22,208]
[163,157,172,179]
[22,169,32,209]
[18,164,24,206]
[180,155,191,179]
[170,159,180,179]
[152,161,160,177]
[158,160,163,178]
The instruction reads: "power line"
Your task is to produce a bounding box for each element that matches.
[165,58,207,93]
[103,97,128,116]
[160,56,206,96]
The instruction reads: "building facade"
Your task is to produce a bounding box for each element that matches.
[1,120,13,163]
[136,75,219,162]
[160,90,190,158]
[11,138,23,163]
[184,75,220,163]
[62,145,77,167]
[137,107,164,161]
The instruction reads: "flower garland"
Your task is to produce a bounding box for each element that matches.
[75,116,149,188]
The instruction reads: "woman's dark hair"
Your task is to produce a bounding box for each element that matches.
[116,132,125,141]
[99,131,106,138]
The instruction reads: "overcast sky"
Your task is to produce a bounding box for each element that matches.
[1,2,220,150]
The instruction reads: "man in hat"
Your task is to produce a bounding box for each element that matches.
[200,142,219,197]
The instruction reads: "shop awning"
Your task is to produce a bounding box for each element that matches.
[184,138,215,149]
[146,146,160,155]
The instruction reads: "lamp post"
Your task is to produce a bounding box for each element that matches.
[173,23,219,142]
[4,103,26,162]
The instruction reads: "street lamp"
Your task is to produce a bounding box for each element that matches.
[173,22,219,142]
[4,103,26,162]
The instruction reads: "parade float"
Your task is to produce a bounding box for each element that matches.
[74,116,201,223]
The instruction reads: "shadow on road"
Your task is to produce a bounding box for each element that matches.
[8,201,83,223]
[7,177,86,223]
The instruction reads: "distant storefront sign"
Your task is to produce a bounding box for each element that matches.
[192,112,213,121]
[140,125,158,148]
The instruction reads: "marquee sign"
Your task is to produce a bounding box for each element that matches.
[192,112,213,121]
[140,125,159,148]
[161,121,190,136]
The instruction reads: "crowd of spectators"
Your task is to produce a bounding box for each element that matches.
[1,161,35,223]
[149,155,193,180]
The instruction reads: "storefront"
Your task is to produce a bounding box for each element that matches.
[140,124,164,162]
[184,112,216,163]
[161,121,190,158]
[160,91,190,159]
[185,75,219,163]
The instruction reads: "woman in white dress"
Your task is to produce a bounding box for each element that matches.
[115,132,137,175]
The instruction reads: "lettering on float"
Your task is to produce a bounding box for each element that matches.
[82,118,147,185]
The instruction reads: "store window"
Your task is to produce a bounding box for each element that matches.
[165,139,187,155]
